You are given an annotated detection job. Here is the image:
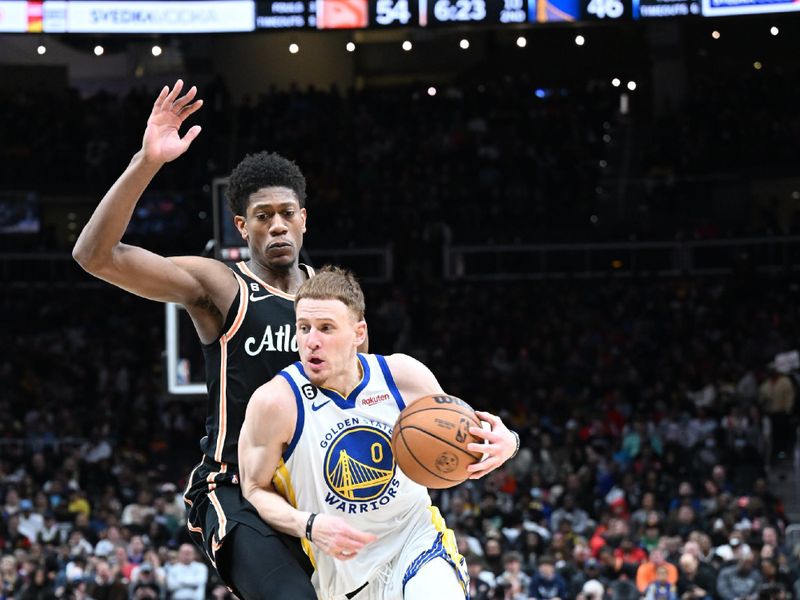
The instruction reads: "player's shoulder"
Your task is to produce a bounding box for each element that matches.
[249,375,295,414]
[382,353,422,370]
[382,353,433,383]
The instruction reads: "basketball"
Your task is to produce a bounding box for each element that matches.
[391,394,484,488]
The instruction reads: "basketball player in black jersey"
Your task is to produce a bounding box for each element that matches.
[73,80,323,599]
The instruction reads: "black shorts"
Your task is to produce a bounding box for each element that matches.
[183,456,313,594]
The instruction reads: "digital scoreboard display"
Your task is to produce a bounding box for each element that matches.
[580,0,632,20]
[256,0,315,27]
[529,0,635,21]
[420,0,526,26]
[0,0,796,33]
[633,0,699,17]
[701,0,800,15]
[257,0,417,28]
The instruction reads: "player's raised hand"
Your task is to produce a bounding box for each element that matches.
[142,79,203,164]
[308,513,378,562]
[465,410,518,479]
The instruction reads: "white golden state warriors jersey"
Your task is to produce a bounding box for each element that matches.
[274,353,463,599]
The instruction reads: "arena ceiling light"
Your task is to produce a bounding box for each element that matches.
[770,26,779,36]
[459,38,469,50]
[427,86,436,96]
[575,34,585,46]
[627,81,637,91]
[289,42,299,54]
[711,30,720,39]
[402,40,412,51]
[37,45,46,55]
[611,77,621,87]
[93,45,104,56]
[516,36,527,48]
[151,45,162,56]
[346,41,356,52]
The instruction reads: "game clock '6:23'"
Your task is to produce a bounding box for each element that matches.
[433,0,487,21]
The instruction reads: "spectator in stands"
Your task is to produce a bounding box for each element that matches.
[131,562,163,599]
[16,499,43,544]
[467,555,496,600]
[17,564,55,600]
[495,551,530,600]
[529,556,568,599]
[578,578,605,600]
[716,554,762,600]
[85,557,127,600]
[677,552,714,599]
[759,366,796,459]
[643,565,679,600]
[550,495,591,536]
[165,543,208,600]
[637,549,679,593]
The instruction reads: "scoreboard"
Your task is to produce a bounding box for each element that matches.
[0,0,796,33]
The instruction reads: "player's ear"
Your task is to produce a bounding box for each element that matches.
[234,215,247,239]
[300,208,307,233]
[354,320,367,348]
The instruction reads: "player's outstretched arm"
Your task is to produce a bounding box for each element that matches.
[72,80,225,310]
[239,379,377,562]
[385,353,519,479]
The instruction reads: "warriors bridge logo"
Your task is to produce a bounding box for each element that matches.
[324,426,396,504]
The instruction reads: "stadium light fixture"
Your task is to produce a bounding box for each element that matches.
[516,36,527,48]
[94,45,104,56]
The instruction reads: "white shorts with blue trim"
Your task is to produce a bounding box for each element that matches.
[320,507,469,600]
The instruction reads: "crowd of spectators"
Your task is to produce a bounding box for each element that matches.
[2,271,799,598]
[3,60,798,252]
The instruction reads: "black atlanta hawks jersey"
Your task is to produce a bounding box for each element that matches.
[199,261,313,466]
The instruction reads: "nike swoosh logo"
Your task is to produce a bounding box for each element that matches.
[311,400,332,411]
[249,293,274,302]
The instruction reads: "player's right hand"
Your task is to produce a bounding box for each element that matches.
[309,513,377,562]
[142,79,203,164]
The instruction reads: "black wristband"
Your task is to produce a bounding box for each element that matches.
[510,430,520,459]
[305,512,317,542]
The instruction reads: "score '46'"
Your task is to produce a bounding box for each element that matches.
[587,0,624,18]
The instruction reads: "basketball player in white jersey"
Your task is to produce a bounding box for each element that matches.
[239,267,520,600]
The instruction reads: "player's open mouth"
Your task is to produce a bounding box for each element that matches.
[308,357,324,367]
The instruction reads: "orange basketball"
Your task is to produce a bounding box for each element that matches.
[391,394,484,489]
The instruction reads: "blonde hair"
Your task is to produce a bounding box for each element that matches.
[295,266,365,320]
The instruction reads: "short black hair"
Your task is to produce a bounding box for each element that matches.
[226,151,307,216]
